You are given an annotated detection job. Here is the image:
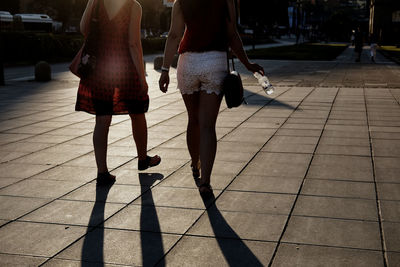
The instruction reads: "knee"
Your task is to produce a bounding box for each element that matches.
[95,115,112,128]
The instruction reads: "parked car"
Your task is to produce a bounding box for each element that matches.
[0,11,13,31]
[13,13,53,32]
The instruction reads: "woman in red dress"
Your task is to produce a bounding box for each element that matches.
[76,0,160,185]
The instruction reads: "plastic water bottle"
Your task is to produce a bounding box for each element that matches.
[254,72,274,95]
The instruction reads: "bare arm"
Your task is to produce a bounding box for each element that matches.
[159,0,185,93]
[128,1,148,92]
[225,0,264,74]
[80,0,95,36]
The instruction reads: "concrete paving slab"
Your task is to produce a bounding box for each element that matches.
[104,205,203,234]
[319,136,370,146]
[227,175,303,194]
[21,199,124,226]
[0,179,84,199]
[0,196,50,220]
[188,207,287,241]
[307,154,373,181]
[61,183,142,204]
[372,140,400,157]
[0,141,54,153]
[160,236,275,266]
[215,191,295,215]
[387,252,400,267]
[371,131,400,140]
[31,166,97,182]
[56,228,180,266]
[271,243,384,267]
[242,152,312,178]
[0,177,23,189]
[160,168,233,190]
[301,179,376,199]
[383,222,400,252]
[11,151,80,165]
[42,258,125,267]
[380,200,400,223]
[0,221,86,257]
[377,183,400,201]
[134,186,218,209]
[0,163,52,179]
[293,195,378,221]
[0,254,48,267]
[322,129,370,138]
[222,128,275,144]
[315,144,371,156]
[275,128,323,137]
[282,216,382,250]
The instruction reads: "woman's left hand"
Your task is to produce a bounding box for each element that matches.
[246,62,265,76]
[159,72,169,93]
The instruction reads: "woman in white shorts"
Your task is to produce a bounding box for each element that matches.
[159,0,264,197]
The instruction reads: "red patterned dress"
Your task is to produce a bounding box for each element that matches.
[75,0,148,115]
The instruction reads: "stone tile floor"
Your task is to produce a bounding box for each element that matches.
[0,46,399,266]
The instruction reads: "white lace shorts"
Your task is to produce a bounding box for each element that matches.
[177,51,227,95]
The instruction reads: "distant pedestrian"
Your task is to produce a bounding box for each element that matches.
[370,37,377,63]
[158,0,264,197]
[75,0,160,185]
[351,30,355,46]
[354,27,363,62]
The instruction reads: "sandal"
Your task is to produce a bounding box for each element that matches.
[96,172,116,186]
[138,155,161,171]
[198,183,213,198]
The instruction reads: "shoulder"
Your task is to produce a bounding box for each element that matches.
[130,0,142,13]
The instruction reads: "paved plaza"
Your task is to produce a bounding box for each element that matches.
[0,46,399,266]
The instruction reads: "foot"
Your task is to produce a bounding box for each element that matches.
[138,155,161,170]
[96,172,116,186]
[198,182,213,198]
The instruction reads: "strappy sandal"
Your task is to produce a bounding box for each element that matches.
[138,155,161,170]
[198,183,213,198]
[191,161,200,178]
[96,172,116,186]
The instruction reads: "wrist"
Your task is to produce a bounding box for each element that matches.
[161,66,170,73]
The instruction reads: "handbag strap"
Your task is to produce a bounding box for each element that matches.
[226,0,238,73]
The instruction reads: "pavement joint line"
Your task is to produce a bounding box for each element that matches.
[267,86,339,267]
[364,88,390,267]
[279,241,386,253]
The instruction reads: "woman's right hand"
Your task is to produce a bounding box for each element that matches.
[159,71,169,93]
[246,62,265,76]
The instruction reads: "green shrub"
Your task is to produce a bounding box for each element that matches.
[1,33,166,64]
[247,43,348,61]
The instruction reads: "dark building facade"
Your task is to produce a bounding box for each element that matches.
[369,0,400,44]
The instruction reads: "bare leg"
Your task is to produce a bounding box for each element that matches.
[198,91,223,186]
[93,115,112,174]
[130,113,148,161]
[182,92,200,168]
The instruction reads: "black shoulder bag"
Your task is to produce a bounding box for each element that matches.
[70,0,101,78]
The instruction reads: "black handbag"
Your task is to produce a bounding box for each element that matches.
[75,0,100,78]
[223,52,244,108]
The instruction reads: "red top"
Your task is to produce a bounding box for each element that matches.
[178,0,228,54]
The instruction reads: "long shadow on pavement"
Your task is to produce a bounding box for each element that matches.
[81,182,114,266]
[138,172,165,267]
[201,194,264,266]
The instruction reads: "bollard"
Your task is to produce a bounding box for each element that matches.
[35,61,52,82]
